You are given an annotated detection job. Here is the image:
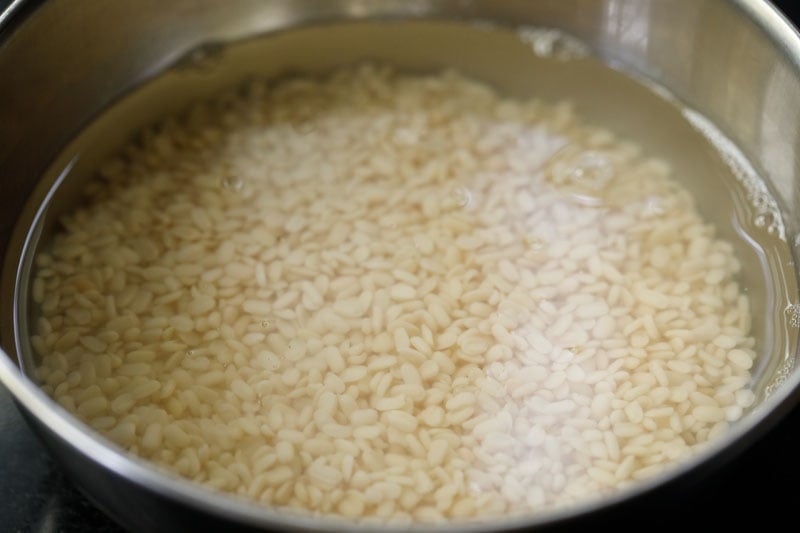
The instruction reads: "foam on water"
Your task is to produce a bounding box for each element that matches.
[517,27,591,60]
[682,108,786,241]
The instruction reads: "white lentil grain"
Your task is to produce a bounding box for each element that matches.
[727,349,753,370]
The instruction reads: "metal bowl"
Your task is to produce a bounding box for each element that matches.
[1,1,800,531]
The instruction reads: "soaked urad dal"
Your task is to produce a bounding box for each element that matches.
[31,65,757,522]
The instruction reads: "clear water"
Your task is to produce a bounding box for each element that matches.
[8,19,800,524]
[18,20,796,399]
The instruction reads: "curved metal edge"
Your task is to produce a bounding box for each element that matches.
[0,0,25,26]
[727,0,800,417]
[1,0,800,532]
[742,1,800,68]
[0,0,35,38]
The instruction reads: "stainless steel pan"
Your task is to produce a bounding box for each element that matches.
[1,1,800,531]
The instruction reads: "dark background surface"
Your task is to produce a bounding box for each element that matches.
[2,1,800,532]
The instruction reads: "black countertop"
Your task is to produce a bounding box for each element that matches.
[1,1,800,532]
[0,386,123,533]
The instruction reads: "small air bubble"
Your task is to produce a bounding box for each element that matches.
[186,350,195,357]
[182,43,225,72]
[524,234,545,250]
[753,211,781,234]
[518,28,590,60]
[221,174,244,192]
[551,151,613,190]
[754,213,770,228]
[261,319,271,328]
[547,150,614,207]
[641,195,667,218]
[452,186,473,208]
[751,192,770,211]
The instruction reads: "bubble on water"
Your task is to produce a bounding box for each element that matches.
[179,42,225,72]
[452,186,474,208]
[551,151,613,189]
[547,149,614,207]
[765,357,794,398]
[682,107,786,241]
[570,153,613,188]
[558,348,576,361]
[221,174,244,192]
[518,27,591,60]
[751,191,771,211]
[524,234,545,251]
[754,211,781,235]
[640,195,668,218]
[186,349,195,357]
[785,303,800,328]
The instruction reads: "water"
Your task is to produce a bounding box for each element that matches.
[10,17,800,522]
